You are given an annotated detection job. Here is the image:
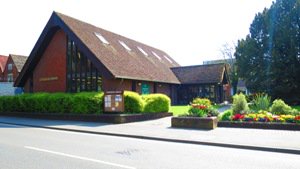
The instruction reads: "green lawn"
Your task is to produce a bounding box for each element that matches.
[169,105,190,116]
[170,105,223,116]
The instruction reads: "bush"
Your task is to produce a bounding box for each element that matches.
[219,109,233,121]
[270,99,293,115]
[191,98,211,107]
[252,93,271,111]
[124,91,144,113]
[0,96,19,112]
[0,92,104,114]
[71,92,104,114]
[232,93,249,114]
[142,94,170,113]
[0,91,172,114]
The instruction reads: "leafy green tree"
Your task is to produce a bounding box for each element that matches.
[235,0,300,104]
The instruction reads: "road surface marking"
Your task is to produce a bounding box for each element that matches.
[24,146,136,169]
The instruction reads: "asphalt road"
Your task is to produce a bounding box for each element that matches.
[0,122,299,169]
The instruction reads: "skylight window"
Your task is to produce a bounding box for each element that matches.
[95,32,109,44]
[119,40,131,51]
[164,55,173,63]
[152,51,162,60]
[137,46,148,56]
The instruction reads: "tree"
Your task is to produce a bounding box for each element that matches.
[220,42,238,94]
[235,0,300,104]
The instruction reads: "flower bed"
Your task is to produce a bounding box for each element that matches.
[171,98,219,130]
[218,93,300,130]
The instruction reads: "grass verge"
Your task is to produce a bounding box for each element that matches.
[170,105,223,116]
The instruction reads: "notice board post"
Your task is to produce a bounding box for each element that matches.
[104,91,124,113]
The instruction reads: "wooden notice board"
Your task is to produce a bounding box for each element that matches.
[104,91,124,113]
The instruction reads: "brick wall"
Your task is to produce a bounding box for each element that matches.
[30,29,67,92]
[102,78,132,91]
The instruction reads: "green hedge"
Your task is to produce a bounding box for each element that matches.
[0,92,104,114]
[142,94,170,113]
[0,91,170,114]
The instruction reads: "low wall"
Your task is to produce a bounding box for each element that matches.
[172,117,217,130]
[218,121,300,131]
[0,112,172,124]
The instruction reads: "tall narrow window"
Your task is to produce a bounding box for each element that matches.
[7,64,13,71]
[66,37,102,92]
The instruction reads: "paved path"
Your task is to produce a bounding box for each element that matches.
[0,116,300,154]
[217,104,231,113]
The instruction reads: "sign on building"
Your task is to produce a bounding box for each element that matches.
[104,91,124,113]
[141,83,150,95]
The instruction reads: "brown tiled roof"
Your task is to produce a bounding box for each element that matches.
[9,54,27,72]
[0,55,8,73]
[171,63,228,84]
[55,12,180,84]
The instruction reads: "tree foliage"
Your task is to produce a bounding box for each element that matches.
[235,0,300,104]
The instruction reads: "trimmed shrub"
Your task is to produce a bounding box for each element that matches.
[232,93,249,114]
[0,96,18,112]
[191,98,211,107]
[0,92,104,114]
[124,91,144,113]
[270,99,293,115]
[71,92,104,114]
[143,94,170,113]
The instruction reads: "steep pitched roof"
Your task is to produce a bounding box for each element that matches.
[171,63,229,84]
[0,55,8,73]
[9,54,27,72]
[16,12,180,86]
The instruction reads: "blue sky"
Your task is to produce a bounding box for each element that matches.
[0,0,273,66]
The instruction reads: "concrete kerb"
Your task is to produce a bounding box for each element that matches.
[1,121,300,155]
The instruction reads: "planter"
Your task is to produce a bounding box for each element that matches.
[218,121,300,131]
[0,112,172,124]
[171,116,217,130]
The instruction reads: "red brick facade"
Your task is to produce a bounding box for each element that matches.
[2,56,19,82]
[0,55,8,82]
[102,78,132,91]
[25,30,67,92]
[102,78,172,97]
[22,28,172,96]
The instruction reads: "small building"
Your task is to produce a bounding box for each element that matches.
[15,12,230,104]
[3,54,27,82]
[171,64,230,104]
[0,55,8,82]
